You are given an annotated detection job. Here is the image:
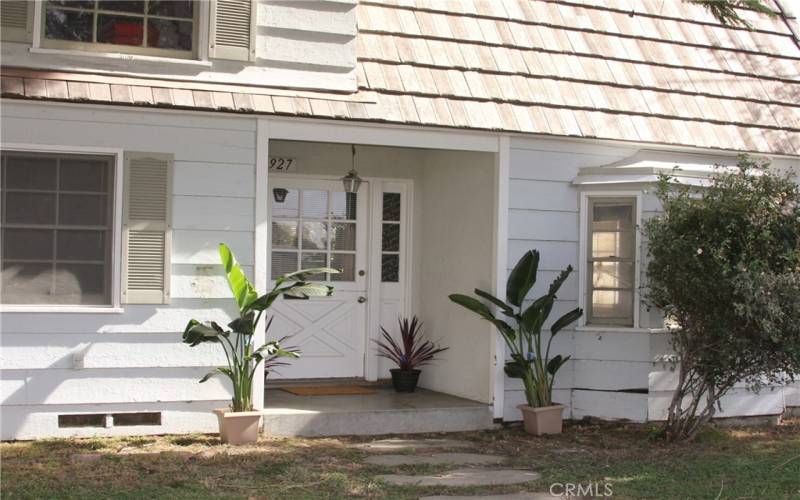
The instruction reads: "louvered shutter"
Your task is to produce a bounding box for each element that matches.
[122,152,172,304]
[1,0,33,42]
[209,0,256,61]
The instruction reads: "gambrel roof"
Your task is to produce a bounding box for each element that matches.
[2,0,799,155]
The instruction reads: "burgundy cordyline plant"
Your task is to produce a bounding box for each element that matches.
[375,316,448,370]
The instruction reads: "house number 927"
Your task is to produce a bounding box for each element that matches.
[269,157,295,172]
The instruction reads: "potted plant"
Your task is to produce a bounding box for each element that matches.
[375,316,448,392]
[449,250,582,435]
[183,243,336,444]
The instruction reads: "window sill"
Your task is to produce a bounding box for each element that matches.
[0,306,124,314]
[29,47,213,67]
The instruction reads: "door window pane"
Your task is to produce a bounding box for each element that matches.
[330,253,355,282]
[302,190,328,219]
[271,188,299,218]
[331,223,356,251]
[382,192,401,221]
[301,252,328,270]
[382,223,400,252]
[271,221,298,249]
[331,192,357,220]
[381,254,399,282]
[271,251,297,279]
[301,222,327,250]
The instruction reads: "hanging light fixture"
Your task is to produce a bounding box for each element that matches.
[341,144,363,193]
[272,188,289,203]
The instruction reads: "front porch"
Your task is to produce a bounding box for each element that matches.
[262,383,494,437]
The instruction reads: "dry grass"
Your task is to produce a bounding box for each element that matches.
[1,419,799,499]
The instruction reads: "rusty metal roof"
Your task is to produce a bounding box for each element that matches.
[2,0,799,155]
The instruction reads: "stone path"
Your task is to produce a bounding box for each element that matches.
[357,437,553,497]
[364,452,505,466]
[351,438,472,451]
[377,468,541,487]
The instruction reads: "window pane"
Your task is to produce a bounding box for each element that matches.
[47,1,95,8]
[301,252,328,271]
[60,159,108,192]
[45,9,93,41]
[330,192,357,220]
[592,261,635,289]
[592,203,633,232]
[57,230,106,261]
[1,263,54,304]
[97,14,144,46]
[98,1,145,13]
[54,263,108,304]
[381,254,399,282]
[4,156,57,190]
[301,222,327,250]
[4,193,57,225]
[271,221,298,249]
[383,192,401,221]
[302,190,328,219]
[382,223,400,252]
[271,251,297,279]
[592,231,634,259]
[2,229,54,260]
[591,290,633,324]
[147,18,193,51]
[271,188,298,218]
[148,1,194,18]
[331,223,356,251]
[330,253,355,282]
[59,194,108,226]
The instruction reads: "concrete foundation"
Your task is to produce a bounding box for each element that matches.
[262,387,494,437]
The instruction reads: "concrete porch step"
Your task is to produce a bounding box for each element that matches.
[262,388,495,437]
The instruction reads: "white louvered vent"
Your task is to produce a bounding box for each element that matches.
[210,0,255,61]
[1,0,32,42]
[123,153,172,304]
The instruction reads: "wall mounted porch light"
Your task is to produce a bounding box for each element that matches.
[341,144,363,193]
[272,188,289,203]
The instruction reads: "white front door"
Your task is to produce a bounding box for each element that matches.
[267,179,368,379]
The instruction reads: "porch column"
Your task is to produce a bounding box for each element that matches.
[252,117,270,410]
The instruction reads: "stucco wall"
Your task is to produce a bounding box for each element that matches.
[417,150,496,404]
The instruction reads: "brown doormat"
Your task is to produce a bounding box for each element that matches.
[281,385,377,396]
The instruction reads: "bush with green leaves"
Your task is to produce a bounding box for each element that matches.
[644,156,800,441]
[450,250,582,408]
[183,243,337,412]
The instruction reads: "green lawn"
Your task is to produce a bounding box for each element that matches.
[2,419,799,499]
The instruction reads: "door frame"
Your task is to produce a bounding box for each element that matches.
[265,173,414,381]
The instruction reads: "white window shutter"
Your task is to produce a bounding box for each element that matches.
[122,152,173,305]
[209,0,256,61]
[1,1,33,43]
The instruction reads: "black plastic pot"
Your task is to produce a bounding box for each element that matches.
[390,369,421,393]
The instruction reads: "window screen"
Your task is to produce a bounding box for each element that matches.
[1,152,115,305]
[587,198,636,326]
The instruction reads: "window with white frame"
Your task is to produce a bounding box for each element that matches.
[1,151,115,305]
[41,1,197,59]
[586,197,637,327]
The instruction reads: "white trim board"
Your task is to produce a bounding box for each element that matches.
[0,142,125,314]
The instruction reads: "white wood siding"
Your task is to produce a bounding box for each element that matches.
[0,102,256,439]
[504,136,797,423]
[0,1,358,92]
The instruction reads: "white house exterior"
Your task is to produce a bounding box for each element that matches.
[1,0,798,440]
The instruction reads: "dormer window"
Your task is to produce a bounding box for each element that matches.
[42,1,197,59]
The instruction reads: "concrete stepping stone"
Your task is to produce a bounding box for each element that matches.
[421,494,558,500]
[351,438,473,451]
[364,452,505,466]
[377,467,540,487]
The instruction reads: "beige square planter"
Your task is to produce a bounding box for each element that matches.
[517,404,566,435]
[214,409,262,444]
